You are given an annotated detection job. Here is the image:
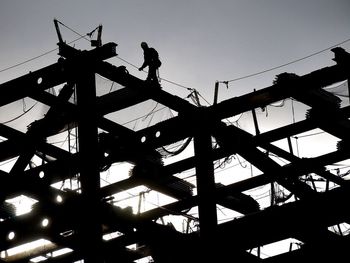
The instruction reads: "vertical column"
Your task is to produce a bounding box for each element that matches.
[251,108,260,135]
[76,70,102,263]
[193,131,217,242]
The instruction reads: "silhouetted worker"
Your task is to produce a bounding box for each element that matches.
[138,42,161,84]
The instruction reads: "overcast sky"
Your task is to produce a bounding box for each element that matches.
[0,0,350,103]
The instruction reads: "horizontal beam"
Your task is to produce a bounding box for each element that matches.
[140,148,350,221]
[95,61,196,113]
[216,182,350,250]
[210,63,350,121]
[0,63,67,107]
[58,42,117,62]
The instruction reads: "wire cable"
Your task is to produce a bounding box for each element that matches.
[219,37,350,84]
[0,35,86,74]
[0,48,58,74]
[55,19,91,42]
[1,102,38,124]
[115,56,194,91]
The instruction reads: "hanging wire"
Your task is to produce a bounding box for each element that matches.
[160,137,193,156]
[0,35,87,74]
[110,185,199,221]
[1,102,38,124]
[219,36,350,84]
[142,102,159,121]
[0,48,59,74]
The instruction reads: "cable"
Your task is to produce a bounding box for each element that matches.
[142,102,159,122]
[160,76,193,91]
[196,90,211,106]
[0,35,86,74]
[293,131,325,139]
[0,48,58,74]
[0,19,95,74]
[1,102,38,124]
[55,19,91,42]
[115,56,194,91]
[219,36,350,84]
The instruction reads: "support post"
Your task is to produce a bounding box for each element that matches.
[287,136,294,155]
[53,19,63,44]
[76,70,102,263]
[193,131,217,244]
[251,90,260,136]
[251,108,260,135]
[213,81,219,105]
[348,76,350,104]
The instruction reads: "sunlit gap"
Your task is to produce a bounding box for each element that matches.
[247,238,303,259]
[328,222,350,236]
[5,195,38,216]
[106,185,177,215]
[1,239,54,260]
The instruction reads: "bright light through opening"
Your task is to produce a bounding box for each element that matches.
[134,256,154,263]
[328,222,350,236]
[247,238,303,259]
[30,255,47,262]
[5,195,38,216]
[47,247,73,258]
[102,231,123,241]
[109,185,176,214]
[1,239,52,258]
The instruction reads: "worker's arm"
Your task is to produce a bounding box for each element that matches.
[139,50,150,71]
[139,60,148,71]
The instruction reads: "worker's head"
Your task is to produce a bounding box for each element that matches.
[141,42,148,49]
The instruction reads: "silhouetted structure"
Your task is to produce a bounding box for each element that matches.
[0,32,350,263]
[139,41,161,84]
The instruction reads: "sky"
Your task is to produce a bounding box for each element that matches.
[0,0,350,102]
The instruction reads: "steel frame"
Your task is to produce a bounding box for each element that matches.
[0,41,350,262]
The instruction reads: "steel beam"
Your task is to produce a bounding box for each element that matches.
[0,63,67,107]
[75,69,102,262]
[193,127,217,242]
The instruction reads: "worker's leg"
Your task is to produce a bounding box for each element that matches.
[147,65,158,82]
